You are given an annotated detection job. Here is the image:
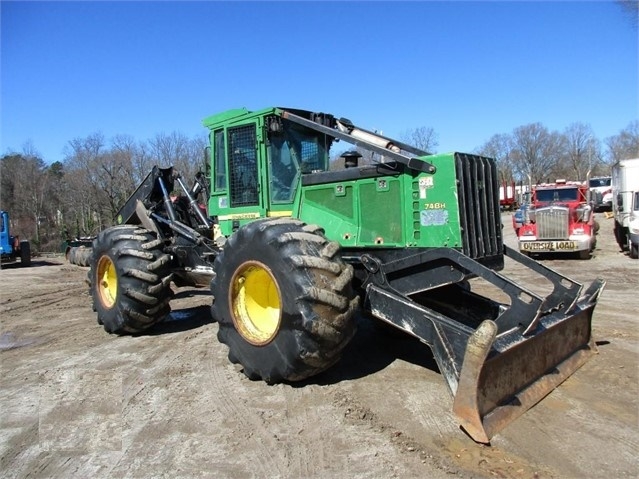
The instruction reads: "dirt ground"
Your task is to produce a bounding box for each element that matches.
[1,212,637,479]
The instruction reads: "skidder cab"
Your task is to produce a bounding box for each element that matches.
[88,107,605,443]
[516,180,598,259]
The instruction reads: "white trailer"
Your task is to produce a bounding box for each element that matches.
[611,158,639,258]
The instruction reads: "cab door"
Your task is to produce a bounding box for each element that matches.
[208,122,266,235]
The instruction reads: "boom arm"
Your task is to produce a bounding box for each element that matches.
[280,109,437,174]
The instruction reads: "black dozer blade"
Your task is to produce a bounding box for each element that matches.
[364,245,605,443]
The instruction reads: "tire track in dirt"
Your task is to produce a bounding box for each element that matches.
[110,347,189,477]
[204,357,287,478]
[0,284,87,314]
[280,385,328,477]
[0,420,41,477]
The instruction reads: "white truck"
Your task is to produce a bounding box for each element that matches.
[612,158,639,258]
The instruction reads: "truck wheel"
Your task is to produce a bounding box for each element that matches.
[578,249,591,260]
[89,225,173,334]
[630,241,638,259]
[614,222,627,251]
[19,240,31,266]
[211,218,358,383]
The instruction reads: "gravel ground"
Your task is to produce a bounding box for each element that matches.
[1,212,637,478]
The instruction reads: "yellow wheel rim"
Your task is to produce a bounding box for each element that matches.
[230,261,282,345]
[96,255,118,309]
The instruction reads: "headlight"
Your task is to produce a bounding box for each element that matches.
[572,227,585,235]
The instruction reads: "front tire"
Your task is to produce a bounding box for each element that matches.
[614,222,627,251]
[89,225,173,334]
[211,218,358,383]
[578,249,591,260]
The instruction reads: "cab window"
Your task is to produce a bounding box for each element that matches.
[267,119,330,203]
[214,129,226,191]
[228,124,258,207]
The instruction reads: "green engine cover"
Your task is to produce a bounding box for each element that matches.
[298,153,463,249]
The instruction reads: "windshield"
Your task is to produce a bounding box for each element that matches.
[268,119,331,202]
[589,177,611,188]
[535,188,579,203]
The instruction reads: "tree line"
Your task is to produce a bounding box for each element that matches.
[1,120,637,252]
[476,121,638,186]
[1,132,206,252]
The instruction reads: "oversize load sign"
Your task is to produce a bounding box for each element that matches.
[521,241,578,252]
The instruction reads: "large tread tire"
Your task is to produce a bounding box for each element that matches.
[68,247,77,265]
[20,240,31,267]
[578,249,591,260]
[614,222,627,251]
[89,225,173,334]
[78,246,93,267]
[211,218,358,383]
[630,241,638,259]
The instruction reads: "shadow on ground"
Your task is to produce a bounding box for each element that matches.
[142,305,214,335]
[299,315,440,387]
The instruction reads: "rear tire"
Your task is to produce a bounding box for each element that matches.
[211,218,358,383]
[630,241,638,259]
[614,222,627,251]
[89,225,173,334]
[19,240,31,266]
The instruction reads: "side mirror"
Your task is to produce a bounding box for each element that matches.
[577,204,591,223]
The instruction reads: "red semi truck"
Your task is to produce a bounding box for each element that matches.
[515,180,598,259]
[499,181,517,210]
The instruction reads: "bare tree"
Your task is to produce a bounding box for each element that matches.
[111,134,147,185]
[148,131,204,186]
[605,121,639,163]
[476,133,516,183]
[64,133,138,230]
[400,126,439,154]
[64,133,109,230]
[615,0,639,28]
[0,146,55,247]
[510,123,564,185]
[560,123,602,180]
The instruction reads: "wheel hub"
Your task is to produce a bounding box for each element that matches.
[96,255,117,308]
[230,261,282,345]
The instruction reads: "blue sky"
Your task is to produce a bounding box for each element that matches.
[1,1,637,164]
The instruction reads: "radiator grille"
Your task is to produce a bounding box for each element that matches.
[536,208,569,239]
[455,153,502,259]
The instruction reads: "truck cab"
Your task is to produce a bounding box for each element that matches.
[588,176,612,212]
[202,107,334,236]
[612,158,639,257]
[0,210,31,266]
[515,180,597,259]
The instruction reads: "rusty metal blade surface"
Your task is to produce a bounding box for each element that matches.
[452,281,602,443]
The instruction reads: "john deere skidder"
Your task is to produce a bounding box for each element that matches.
[88,107,604,443]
